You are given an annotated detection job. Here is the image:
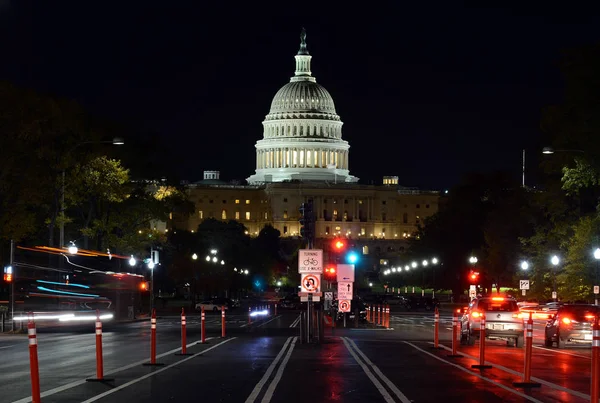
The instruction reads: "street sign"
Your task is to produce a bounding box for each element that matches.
[337,281,353,300]
[298,292,323,297]
[469,289,476,298]
[298,249,323,273]
[336,264,355,282]
[324,292,333,300]
[595,286,599,295]
[522,289,526,296]
[338,299,351,313]
[552,291,557,299]
[300,273,321,293]
[519,280,530,290]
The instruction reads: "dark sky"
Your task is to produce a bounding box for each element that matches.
[1,2,599,189]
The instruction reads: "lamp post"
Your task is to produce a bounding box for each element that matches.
[551,255,560,301]
[59,137,124,249]
[594,248,600,305]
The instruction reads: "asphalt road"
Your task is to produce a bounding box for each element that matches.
[1,308,597,402]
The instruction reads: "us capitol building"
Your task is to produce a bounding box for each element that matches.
[171,30,440,258]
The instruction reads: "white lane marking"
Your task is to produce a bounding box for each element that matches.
[405,342,544,403]
[256,315,282,328]
[431,342,589,400]
[245,337,293,403]
[0,345,16,350]
[10,337,215,403]
[289,315,300,328]
[261,337,297,403]
[533,345,591,360]
[346,338,412,403]
[340,337,396,403]
[80,338,235,403]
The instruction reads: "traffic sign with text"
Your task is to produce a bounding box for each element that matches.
[336,264,355,282]
[337,281,353,300]
[298,249,323,273]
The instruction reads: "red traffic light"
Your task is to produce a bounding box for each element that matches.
[469,271,480,282]
[140,282,148,291]
[333,240,345,250]
[3,274,12,282]
[326,266,336,274]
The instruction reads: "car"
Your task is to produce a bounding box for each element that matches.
[460,296,524,347]
[195,300,229,312]
[544,304,599,348]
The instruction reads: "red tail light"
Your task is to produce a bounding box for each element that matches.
[512,313,524,319]
[562,317,571,325]
[471,311,482,319]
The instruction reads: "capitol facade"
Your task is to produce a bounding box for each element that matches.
[247,29,358,184]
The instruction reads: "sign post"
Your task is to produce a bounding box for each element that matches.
[594,286,599,306]
[520,280,529,297]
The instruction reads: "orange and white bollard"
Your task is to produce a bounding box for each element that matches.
[471,315,492,369]
[432,307,441,348]
[447,309,463,358]
[143,309,164,366]
[175,308,192,356]
[514,312,540,387]
[201,306,206,343]
[87,310,114,381]
[591,317,600,402]
[377,305,381,325]
[385,305,390,328]
[221,305,226,338]
[274,303,277,316]
[27,315,41,403]
[248,306,252,325]
[366,305,370,322]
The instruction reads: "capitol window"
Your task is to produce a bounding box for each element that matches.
[235,199,240,204]
[245,200,250,204]
[245,212,251,220]
[221,210,227,220]
[235,211,240,220]
[362,246,369,255]
[199,210,203,219]
[283,210,288,219]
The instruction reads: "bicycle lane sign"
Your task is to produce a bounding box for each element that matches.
[298,249,323,274]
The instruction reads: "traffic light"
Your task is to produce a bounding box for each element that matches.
[469,270,480,283]
[346,251,359,264]
[299,201,315,245]
[325,265,336,278]
[332,239,346,251]
[3,265,12,282]
[140,281,149,291]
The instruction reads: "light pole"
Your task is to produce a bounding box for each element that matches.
[59,137,124,249]
[551,255,560,301]
[594,248,600,305]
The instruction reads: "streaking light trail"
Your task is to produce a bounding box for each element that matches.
[36,279,90,289]
[36,286,99,298]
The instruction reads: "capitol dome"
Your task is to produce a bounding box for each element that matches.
[247,29,358,184]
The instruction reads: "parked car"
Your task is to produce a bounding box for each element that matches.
[460,295,524,347]
[544,304,599,348]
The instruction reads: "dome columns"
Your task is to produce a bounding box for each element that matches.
[256,147,349,170]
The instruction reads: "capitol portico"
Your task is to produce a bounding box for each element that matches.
[247,29,358,184]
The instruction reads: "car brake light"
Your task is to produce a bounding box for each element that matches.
[562,317,571,325]
[513,313,524,319]
[471,311,482,318]
[585,314,596,321]
[491,297,504,301]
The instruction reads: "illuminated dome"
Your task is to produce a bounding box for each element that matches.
[247,29,358,184]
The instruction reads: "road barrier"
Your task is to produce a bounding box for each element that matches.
[513,312,540,388]
[27,315,41,403]
[248,306,252,325]
[591,318,600,402]
[431,307,443,349]
[221,306,226,338]
[274,303,278,316]
[471,315,492,369]
[385,305,390,328]
[175,308,192,356]
[86,310,114,382]
[447,309,463,358]
[377,305,381,325]
[201,307,206,344]
[143,309,164,366]
[366,305,370,322]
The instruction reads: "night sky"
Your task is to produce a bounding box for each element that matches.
[1,2,599,189]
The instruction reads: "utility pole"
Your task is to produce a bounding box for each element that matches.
[9,240,14,331]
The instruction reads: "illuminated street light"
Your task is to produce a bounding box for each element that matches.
[411,261,417,268]
[192,253,198,260]
[520,261,529,271]
[431,258,438,265]
[244,269,249,275]
[405,265,409,271]
[469,256,478,264]
[551,255,560,266]
[422,260,428,267]
[205,255,211,262]
[129,255,136,266]
[276,281,282,286]
[212,256,218,263]
[369,282,373,287]
[210,249,217,255]
[220,260,225,265]
[392,267,397,272]
[67,242,78,255]
[594,248,600,260]
[147,261,155,270]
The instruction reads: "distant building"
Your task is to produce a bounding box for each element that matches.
[169,30,440,270]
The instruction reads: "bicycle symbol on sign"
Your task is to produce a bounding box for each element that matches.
[303,257,318,266]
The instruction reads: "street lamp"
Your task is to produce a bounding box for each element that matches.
[469,256,478,264]
[594,248,600,305]
[551,255,560,301]
[129,255,136,266]
[541,147,585,155]
[192,253,198,260]
[59,138,124,249]
[521,261,529,271]
[67,242,78,255]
